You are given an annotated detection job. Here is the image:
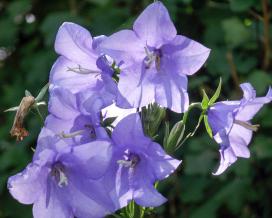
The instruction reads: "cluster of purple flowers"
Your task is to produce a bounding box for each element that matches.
[7,1,272,218]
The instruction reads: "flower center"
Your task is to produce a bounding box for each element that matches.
[144,47,162,71]
[117,152,140,168]
[234,119,260,132]
[51,162,68,188]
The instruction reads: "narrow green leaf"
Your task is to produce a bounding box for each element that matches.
[209,78,222,105]
[35,83,49,102]
[25,90,33,97]
[4,106,19,112]
[163,121,170,149]
[204,115,213,138]
[201,89,209,110]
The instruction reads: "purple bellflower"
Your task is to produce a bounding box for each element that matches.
[8,128,114,218]
[103,113,181,208]
[46,87,109,145]
[50,22,117,108]
[100,1,210,113]
[208,83,272,175]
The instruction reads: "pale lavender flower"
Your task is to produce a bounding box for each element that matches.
[8,128,114,218]
[50,22,117,108]
[100,1,210,113]
[103,113,181,208]
[208,83,272,175]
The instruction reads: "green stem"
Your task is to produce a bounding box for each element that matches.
[175,103,202,151]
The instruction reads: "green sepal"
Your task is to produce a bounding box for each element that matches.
[209,77,222,105]
[165,121,185,154]
[204,115,213,138]
[35,83,49,102]
[201,89,209,110]
[141,103,166,138]
[102,116,117,127]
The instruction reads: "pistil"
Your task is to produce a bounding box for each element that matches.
[234,120,260,132]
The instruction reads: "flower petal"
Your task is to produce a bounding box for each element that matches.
[99,30,145,68]
[161,35,210,75]
[213,147,237,175]
[236,86,272,121]
[133,163,167,207]
[33,183,72,218]
[61,175,114,218]
[70,140,112,179]
[116,65,156,109]
[54,22,98,70]
[133,1,176,48]
[49,87,79,120]
[155,72,189,113]
[8,163,47,204]
[240,83,256,100]
[49,56,98,93]
[103,159,133,209]
[228,124,252,158]
[147,142,181,180]
[112,113,148,148]
[208,101,239,137]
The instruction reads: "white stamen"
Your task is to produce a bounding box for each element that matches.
[67,65,100,75]
[234,120,260,132]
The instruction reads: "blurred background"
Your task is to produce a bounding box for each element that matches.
[0,0,272,217]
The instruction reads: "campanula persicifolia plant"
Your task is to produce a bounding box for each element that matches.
[6,1,272,218]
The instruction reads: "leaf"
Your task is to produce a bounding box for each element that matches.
[204,115,213,138]
[222,17,251,48]
[7,0,31,18]
[230,0,256,12]
[35,83,49,102]
[209,78,222,105]
[163,121,170,149]
[201,89,209,110]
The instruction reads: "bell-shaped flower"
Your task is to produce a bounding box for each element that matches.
[100,1,210,113]
[103,113,181,209]
[208,83,272,175]
[8,128,114,218]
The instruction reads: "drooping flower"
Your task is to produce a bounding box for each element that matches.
[208,83,272,175]
[103,113,181,208]
[8,128,114,218]
[100,1,210,113]
[50,22,117,108]
[47,87,109,145]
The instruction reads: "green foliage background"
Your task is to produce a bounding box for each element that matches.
[0,0,272,217]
